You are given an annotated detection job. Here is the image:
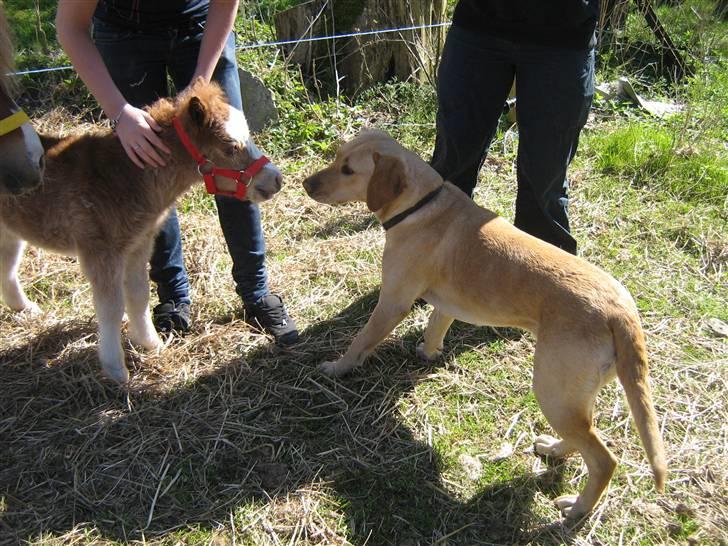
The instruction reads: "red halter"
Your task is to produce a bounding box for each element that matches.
[172,116,270,201]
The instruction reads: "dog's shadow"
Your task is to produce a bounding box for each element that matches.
[0,293,580,545]
[310,211,379,239]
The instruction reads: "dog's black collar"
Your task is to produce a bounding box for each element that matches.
[381,185,444,231]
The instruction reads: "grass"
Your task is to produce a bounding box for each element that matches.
[1,1,727,545]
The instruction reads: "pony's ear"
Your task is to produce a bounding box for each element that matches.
[188,95,209,127]
[366,153,407,212]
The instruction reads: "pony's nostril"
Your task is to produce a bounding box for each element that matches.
[275,173,283,190]
[38,154,46,171]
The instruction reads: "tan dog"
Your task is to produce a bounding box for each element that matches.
[302,130,666,518]
[0,80,282,383]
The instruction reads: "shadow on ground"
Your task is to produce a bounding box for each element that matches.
[310,212,379,239]
[0,293,579,545]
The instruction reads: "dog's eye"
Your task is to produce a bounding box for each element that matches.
[341,164,354,175]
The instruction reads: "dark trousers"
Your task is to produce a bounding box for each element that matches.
[93,20,268,305]
[431,24,594,254]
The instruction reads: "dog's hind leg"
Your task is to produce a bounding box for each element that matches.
[124,241,161,352]
[417,308,454,361]
[533,329,617,518]
[0,227,40,314]
[532,335,618,519]
[80,252,129,383]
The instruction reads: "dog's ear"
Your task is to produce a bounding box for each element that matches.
[188,96,209,127]
[367,153,407,212]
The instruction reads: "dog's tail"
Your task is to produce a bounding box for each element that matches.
[610,312,667,492]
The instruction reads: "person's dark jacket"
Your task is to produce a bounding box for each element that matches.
[453,0,600,49]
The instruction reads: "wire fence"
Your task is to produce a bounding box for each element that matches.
[11,20,452,77]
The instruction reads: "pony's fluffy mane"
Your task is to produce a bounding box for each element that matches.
[146,78,229,126]
[0,6,17,97]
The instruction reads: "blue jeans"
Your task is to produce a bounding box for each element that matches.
[431,25,594,254]
[93,19,269,305]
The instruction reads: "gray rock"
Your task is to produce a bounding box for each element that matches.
[238,68,278,134]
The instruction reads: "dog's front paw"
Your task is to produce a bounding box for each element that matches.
[555,494,586,519]
[416,342,442,361]
[534,434,573,459]
[319,360,347,377]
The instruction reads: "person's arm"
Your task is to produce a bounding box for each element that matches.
[190,0,240,83]
[56,0,169,169]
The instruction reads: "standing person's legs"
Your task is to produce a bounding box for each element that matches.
[513,45,594,254]
[431,26,515,196]
[170,29,298,344]
[210,35,269,306]
[170,30,269,303]
[93,22,192,332]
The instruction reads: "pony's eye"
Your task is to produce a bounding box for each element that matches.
[226,143,242,157]
[341,164,354,175]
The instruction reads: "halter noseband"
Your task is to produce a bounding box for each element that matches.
[172,116,270,201]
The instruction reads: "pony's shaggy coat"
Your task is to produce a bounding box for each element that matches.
[0,80,282,382]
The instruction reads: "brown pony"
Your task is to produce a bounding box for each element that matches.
[0,79,283,383]
[0,5,44,194]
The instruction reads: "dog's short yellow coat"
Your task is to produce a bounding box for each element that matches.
[303,130,666,518]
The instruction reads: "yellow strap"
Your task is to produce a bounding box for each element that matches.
[0,110,30,137]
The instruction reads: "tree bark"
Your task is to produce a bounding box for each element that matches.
[274,0,447,95]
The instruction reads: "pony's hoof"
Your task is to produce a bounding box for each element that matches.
[23,302,42,316]
[103,364,130,384]
[131,331,163,352]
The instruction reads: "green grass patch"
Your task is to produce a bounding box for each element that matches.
[589,122,727,208]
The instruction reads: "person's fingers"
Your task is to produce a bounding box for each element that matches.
[136,140,166,167]
[143,111,163,132]
[122,141,145,170]
[131,141,166,168]
[116,105,170,167]
[145,129,172,156]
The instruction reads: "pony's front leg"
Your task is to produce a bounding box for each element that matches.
[80,252,128,383]
[124,240,161,352]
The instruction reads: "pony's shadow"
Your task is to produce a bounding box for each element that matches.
[1,292,577,545]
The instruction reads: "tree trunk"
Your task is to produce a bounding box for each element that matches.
[274,0,447,95]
